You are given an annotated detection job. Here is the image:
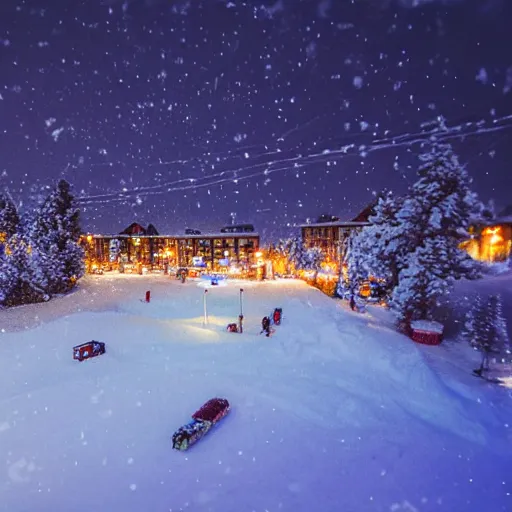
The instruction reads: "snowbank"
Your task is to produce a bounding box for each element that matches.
[0,275,510,512]
[410,320,444,334]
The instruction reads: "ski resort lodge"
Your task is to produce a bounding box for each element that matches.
[299,207,512,273]
[81,222,260,274]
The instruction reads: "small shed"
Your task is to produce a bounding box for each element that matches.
[410,320,444,346]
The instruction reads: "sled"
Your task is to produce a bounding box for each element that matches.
[172,398,230,451]
[272,308,282,326]
[73,341,106,362]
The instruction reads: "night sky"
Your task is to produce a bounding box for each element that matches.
[1,0,511,241]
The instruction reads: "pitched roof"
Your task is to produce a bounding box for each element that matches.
[119,222,146,235]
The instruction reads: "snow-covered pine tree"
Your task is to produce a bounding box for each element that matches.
[392,237,453,322]
[278,236,308,272]
[484,294,510,361]
[0,233,48,306]
[290,236,309,270]
[460,294,482,348]
[304,246,324,281]
[390,136,482,323]
[468,294,511,371]
[336,191,403,299]
[29,179,85,295]
[344,229,367,295]
[0,191,23,305]
[0,191,20,240]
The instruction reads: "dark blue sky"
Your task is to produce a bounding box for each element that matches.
[1,0,511,240]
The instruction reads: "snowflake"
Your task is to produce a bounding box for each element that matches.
[353,76,363,89]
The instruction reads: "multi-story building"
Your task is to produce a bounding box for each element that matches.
[299,207,374,271]
[81,223,260,273]
[300,208,512,271]
[300,221,369,269]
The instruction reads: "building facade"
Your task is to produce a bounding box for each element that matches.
[81,223,260,273]
[300,221,370,270]
[301,215,512,270]
[461,218,512,263]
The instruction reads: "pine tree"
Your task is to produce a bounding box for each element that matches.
[288,236,308,270]
[0,234,48,307]
[304,246,324,281]
[460,294,482,348]
[389,137,482,323]
[345,192,405,290]
[29,180,84,295]
[336,193,402,299]
[392,237,452,322]
[0,191,20,240]
[466,294,511,371]
[0,191,21,305]
[277,236,309,273]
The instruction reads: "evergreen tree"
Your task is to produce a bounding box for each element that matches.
[277,236,309,272]
[29,179,84,295]
[392,237,452,321]
[288,236,308,270]
[465,294,511,371]
[0,191,20,240]
[460,294,482,348]
[347,192,405,289]
[0,191,21,304]
[345,229,368,295]
[304,246,324,281]
[336,192,402,299]
[390,137,482,322]
[0,234,48,307]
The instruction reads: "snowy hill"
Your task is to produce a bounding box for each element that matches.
[0,276,511,512]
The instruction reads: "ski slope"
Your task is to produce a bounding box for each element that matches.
[0,275,510,512]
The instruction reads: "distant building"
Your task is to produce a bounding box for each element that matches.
[220,223,256,233]
[300,205,375,270]
[81,223,260,272]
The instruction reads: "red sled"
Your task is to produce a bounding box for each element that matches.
[73,341,106,362]
[172,398,230,451]
[192,398,230,423]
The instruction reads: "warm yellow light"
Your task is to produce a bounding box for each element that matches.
[483,226,503,245]
[255,251,263,258]
[86,235,93,243]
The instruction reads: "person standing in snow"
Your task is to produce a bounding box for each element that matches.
[350,293,356,311]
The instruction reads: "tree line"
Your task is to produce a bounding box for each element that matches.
[0,179,84,307]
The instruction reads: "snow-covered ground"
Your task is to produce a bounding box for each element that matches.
[0,275,511,512]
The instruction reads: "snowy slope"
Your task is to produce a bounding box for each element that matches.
[0,276,511,512]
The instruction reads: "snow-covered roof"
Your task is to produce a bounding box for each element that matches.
[299,221,371,228]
